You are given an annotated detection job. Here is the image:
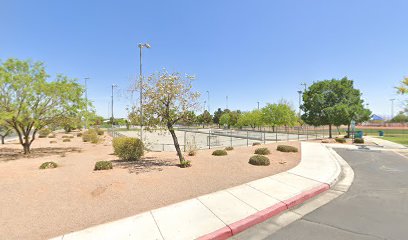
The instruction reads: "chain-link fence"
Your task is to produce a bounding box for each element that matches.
[108,125,337,152]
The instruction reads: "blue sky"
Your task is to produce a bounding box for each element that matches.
[1,0,407,119]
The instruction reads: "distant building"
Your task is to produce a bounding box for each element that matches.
[370,114,384,121]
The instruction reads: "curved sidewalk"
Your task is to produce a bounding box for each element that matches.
[51,142,344,240]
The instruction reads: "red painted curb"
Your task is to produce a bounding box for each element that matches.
[196,183,329,240]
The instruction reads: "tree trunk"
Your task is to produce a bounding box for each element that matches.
[1,136,4,144]
[329,124,332,138]
[23,143,30,154]
[347,124,351,138]
[167,123,184,164]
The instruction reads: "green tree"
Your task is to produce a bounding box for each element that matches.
[390,113,408,123]
[262,102,297,131]
[0,122,12,144]
[237,109,263,129]
[301,77,369,138]
[213,108,224,127]
[219,113,231,128]
[197,110,212,127]
[219,110,241,128]
[0,58,86,154]
[141,70,200,166]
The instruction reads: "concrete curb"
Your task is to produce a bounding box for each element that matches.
[50,142,347,240]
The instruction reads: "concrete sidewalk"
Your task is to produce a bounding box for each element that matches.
[50,142,343,240]
[365,136,407,149]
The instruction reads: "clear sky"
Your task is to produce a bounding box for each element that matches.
[1,0,407,119]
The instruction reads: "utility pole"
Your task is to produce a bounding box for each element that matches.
[297,90,302,117]
[111,84,118,129]
[301,82,307,91]
[390,98,395,119]
[206,90,210,112]
[84,77,90,129]
[257,101,260,110]
[138,43,151,141]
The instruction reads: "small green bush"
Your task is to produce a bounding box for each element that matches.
[113,137,144,161]
[62,139,71,142]
[249,155,270,166]
[50,140,57,144]
[96,128,104,136]
[77,132,83,137]
[179,160,191,168]
[39,161,58,169]
[82,129,99,143]
[39,128,51,138]
[335,137,346,143]
[48,134,56,138]
[254,147,270,155]
[277,145,298,153]
[225,146,234,151]
[188,149,197,156]
[61,135,70,139]
[353,138,364,144]
[212,149,228,156]
[94,161,112,171]
[252,142,261,146]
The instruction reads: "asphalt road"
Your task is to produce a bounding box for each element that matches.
[236,148,408,240]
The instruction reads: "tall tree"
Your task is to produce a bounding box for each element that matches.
[141,70,200,167]
[213,108,223,127]
[197,110,212,128]
[237,109,263,129]
[301,77,369,138]
[261,102,297,131]
[0,58,86,154]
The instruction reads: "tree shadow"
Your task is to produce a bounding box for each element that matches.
[112,157,177,174]
[0,147,82,162]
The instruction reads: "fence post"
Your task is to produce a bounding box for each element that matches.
[208,129,211,149]
[275,128,278,142]
[306,125,309,140]
[322,126,325,139]
[184,131,186,152]
[230,130,232,147]
[247,131,249,146]
[298,126,300,140]
[263,128,266,144]
[287,126,289,141]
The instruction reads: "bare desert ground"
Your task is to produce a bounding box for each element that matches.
[0,131,300,240]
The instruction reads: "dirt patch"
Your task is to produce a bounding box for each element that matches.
[0,132,300,240]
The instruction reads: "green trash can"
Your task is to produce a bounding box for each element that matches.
[379,131,384,137]
[354,131,363,138]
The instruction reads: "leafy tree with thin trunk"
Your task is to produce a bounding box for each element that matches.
[141,70,200,167]
[261,102,297,132]
[237,109,263,129]
[197,110,212,128]
[0,123,12,144]
[0,58,86,154]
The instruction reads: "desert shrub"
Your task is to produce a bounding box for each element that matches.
[249,155,270,166]
[254,147,270,155]
[61,135,70,138]
[252,142,261,146]
[50,140,57,144]
[353,138,364,144]
[96,128,104,136]
[212,149,228,156]
[77,132,83,137]
[39,128,51,138]
[82,129,99,143]
[321,139,330,143]
[179,160,191,168]
[186,140,197,156]
[188,149,197,156]
[277,145,298,152]
[48,133,56,138]
[39,161,58,169]
[335,137,346,143]
[94,161,112,171]
[225,146,234,151]
[112,137,144,161]
[69,135,74,138]
[62,139,71,142]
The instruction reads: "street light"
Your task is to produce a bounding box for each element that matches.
[111,84,118,129]
[301,83,307,91]
[226,96,228,110]
[138,43,151,141]
[84,77,90,129]
[257,101,260,110]
[297,90,302,116]
[206,90,210,112]
[390,98,395,119]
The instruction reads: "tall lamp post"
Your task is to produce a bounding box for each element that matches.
[111,84,118,129]
[84,77,90,129]
[390,98,395,119]
[257,101,260,110]
[206,90,210,112]
[138,43,151,141]
[301,82,307,91]
[297,90,302,117]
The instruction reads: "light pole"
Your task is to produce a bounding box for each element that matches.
[390,98,395,119]
[111,84,118,129]
[301,82,307,91]
[257,101,260,110]
[138,43,151,141]
[204,100,207,113]
[206,90,210,112]
[297,90,302,116]
[226,96,228,110]
[84,77,90,129]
